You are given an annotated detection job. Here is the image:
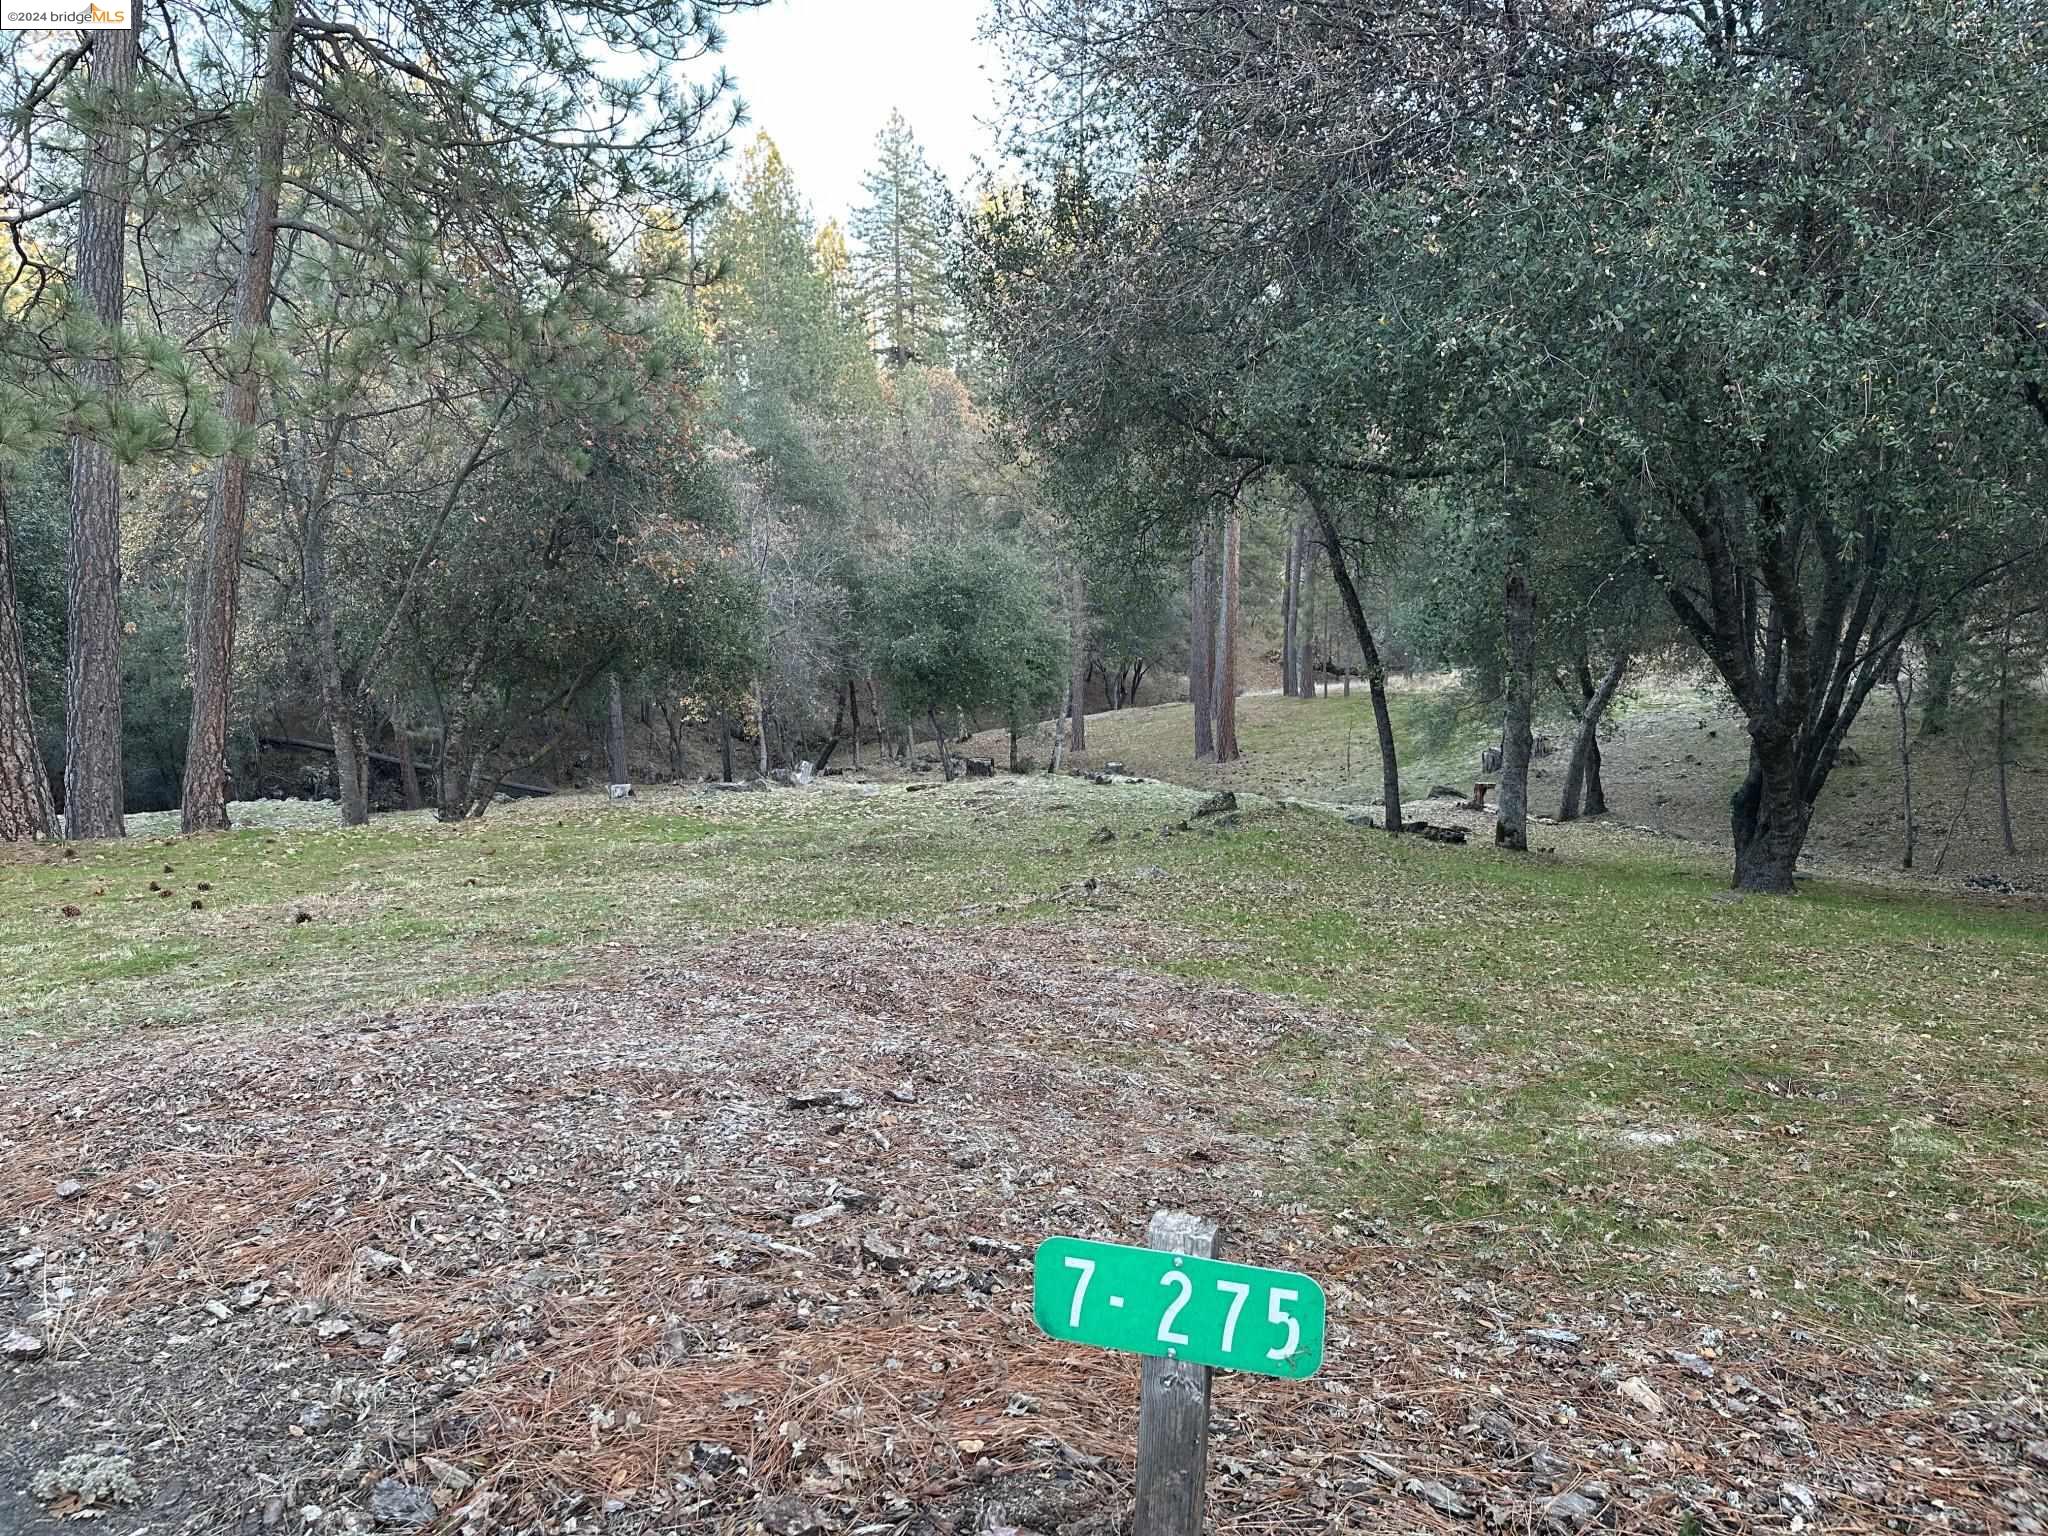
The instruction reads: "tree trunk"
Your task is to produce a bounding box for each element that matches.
[1559,648,1629,821]
[0,483,57,842]
[929,708,955,782]
[393,706,424,811]
[606,672,629,787]
[1996,626,2018,855]
[63,26,141,841]
[1212,506,1241,763]
[298,439,371,827]
[1299,483,1401,832]
[1583,726,1608,816]
[1069,562,1089,752]
[182,6,294,833]
[437,711,472,823]
[849,677,862,770]
[720,716,736,783]
[1496,557,1535,851]
[1007,715,1021,773]
[1281,523,1299,698]
[1918,617,1960,738]
[754,680,769,774]
[1189,529,1214,759]
[330,707,369,824]
[1891,669,1916,870]
[1050,680,1070,773]
[1730,728,1811,893]
[1296,526,1317,699]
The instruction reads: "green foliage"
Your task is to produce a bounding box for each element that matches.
[865,537,1065,732]
[117,585,196,813]
[703,134,879,515]
[850,110,955,369]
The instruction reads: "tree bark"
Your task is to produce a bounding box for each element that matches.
[298,425,369,825]
[1050,680,1070,773]
[1496,556,1535,851]
[1299,483,1401,832]
[605,671,629,787]
[1891,668,1915,869]
[1069,561,1088,752]
[1281,522,1299,698]
[182,6,295,833]
[63,26,141,841]
[1295,524,1317,699]
[1996,624,2018,855]
[720,716,736,783]
[1189,527,1214,759]
[1212,505,1241,763]
[1559,648,1628,822]
[929,707,955,782]
[393,705,423,811]
[1730,726,1812,893]
[1918,616,1960,738]
[0,483,57,842]
[848,677,862,770]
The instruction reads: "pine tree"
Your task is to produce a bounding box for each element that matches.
[850,111,954,369]
[173,0,766,832]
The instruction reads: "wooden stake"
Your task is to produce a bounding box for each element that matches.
[1134,1210,1221,1536]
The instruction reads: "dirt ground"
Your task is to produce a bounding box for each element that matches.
[3,923,2043,1535]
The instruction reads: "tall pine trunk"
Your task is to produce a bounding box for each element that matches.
[1212,505,1241,762]
[1891,668,1916,869]
[1996,624,2018,855]
[1300,483,1401,832]
[0,483,57,842]
[1281,524,1299,697]
[64,26,141,841]
[1068,562,1088,752]
[1189,528,1214,759]
[1295,526,1316,699]
[1559,648,1628,821]
[605,672,629,787]
[297,432,372,826]
[183,7,295,833]
[1495,555,1535,851]
[393,704,423,811]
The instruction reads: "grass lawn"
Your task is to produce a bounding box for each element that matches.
[7,774,2044,1359]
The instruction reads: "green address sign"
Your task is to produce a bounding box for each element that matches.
[1031,1236,1326,1380]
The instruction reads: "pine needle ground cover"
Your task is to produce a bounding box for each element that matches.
[2,778,2044,1533]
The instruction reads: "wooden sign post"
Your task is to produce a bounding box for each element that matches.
[1031,1212,1326,1536]
[1134,1211,1220,1536]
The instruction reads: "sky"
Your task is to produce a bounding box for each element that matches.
[707,0,1004,229]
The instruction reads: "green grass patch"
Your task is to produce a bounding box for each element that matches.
[5,775,2044,1350]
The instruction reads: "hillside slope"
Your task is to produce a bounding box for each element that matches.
[972,674,2048,890]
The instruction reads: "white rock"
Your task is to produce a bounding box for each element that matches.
[1618,1376,1665,1417]
[2,1327,47,1361]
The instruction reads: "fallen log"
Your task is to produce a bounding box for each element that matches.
[257,735,553,800]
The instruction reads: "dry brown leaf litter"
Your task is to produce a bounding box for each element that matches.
[2,922,2042,1535]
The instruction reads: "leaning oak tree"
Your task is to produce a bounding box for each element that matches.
[1413,0,2048,890]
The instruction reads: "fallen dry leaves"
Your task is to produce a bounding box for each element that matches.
[1,922,2041,1534]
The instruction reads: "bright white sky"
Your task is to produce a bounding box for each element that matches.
[708,0,1004,229]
